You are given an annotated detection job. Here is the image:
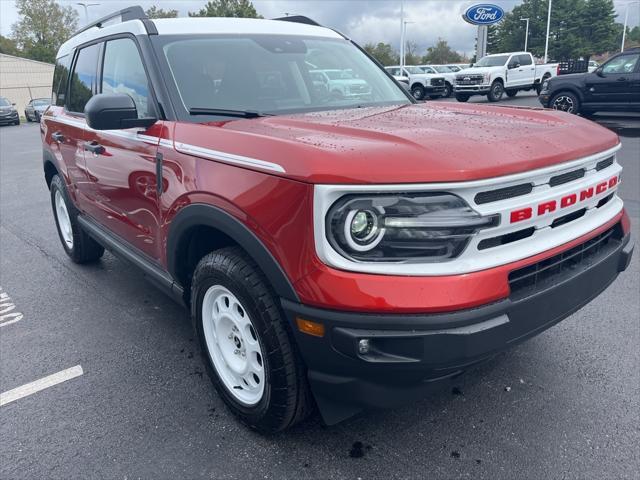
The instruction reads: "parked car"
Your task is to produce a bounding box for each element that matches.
[24,97,51,123]
[0,96,20,126]
[384,65,446,99]
[418,65,456,97]
[309,69,372,99]
[454,52,558,102]
[539,48,640,115]
[43,7,633,432]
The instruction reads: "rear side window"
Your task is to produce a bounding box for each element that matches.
[518,54,533,66]
[52,55,70,106]
[68,43,100,113]
[101,38,152,118]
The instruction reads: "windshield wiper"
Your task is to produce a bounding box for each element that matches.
[188,107,273,118]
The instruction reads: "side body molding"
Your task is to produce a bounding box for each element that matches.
[166,203,300,302]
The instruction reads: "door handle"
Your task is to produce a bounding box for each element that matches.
[616,77,628,82]
[84,141,105,155]
[52,131,65,143]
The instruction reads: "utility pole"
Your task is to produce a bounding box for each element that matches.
[520,18,530,52]
[621,1,640,52]
[77,3,100,25]
[544,0,552,63]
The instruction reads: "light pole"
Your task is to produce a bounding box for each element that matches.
[520,18,530,52]
[399,2,404,68]
[402,20,415,66]
[621,1,640,52]
[544,0,552,63]
[77,3,100,25]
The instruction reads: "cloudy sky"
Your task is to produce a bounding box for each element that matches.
[0,0,638,56]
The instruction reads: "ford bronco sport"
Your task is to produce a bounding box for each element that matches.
[42,7,634,433]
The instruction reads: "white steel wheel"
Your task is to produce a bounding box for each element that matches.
[54,190,73,249]
[201,285,265,406]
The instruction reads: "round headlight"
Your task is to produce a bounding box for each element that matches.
[344,209,384,251]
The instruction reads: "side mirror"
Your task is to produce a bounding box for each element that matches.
[596,67,605,77]
[84,93,157,130]
[11,103,16,106]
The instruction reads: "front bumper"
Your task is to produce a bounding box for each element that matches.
[539,93,552,107]
[0,112,18,124]
[425,85,446,95]
[283,224,633,424]
[454,84,491,94]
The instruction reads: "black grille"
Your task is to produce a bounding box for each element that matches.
[596,156,614,171]
[550,208,586,228]
[456,74,484,85]
[549,168,585,187]
[478,227,535,250]
[475,183,533,205]
[508,225,621,299]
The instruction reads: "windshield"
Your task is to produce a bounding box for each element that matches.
[405,66,424,74]
[474,55,510,67]
[33,98,50,106]
[156,35,409,116]
[434,66,452,73]
[0,98,10,107]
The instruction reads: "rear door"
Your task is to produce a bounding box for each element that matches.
[81,36,162,259]
[584,53,640,104]
[44,44,100,204]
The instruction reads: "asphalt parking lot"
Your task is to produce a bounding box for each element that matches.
[1,95,638,479]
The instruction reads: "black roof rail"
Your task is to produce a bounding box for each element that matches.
[73,5,148,37]
[272,15,322,27]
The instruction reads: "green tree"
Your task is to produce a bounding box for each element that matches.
[492,0,620,60]
[422,39,462,64]
[145,6,178,19]
[11,0,78,63]
[404,41,422,65]
[0,35,20,56]
[362,42,399,66]
[189,0,262,18]
[628,26,640,46]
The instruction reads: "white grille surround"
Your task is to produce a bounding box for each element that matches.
[313,145,623,276]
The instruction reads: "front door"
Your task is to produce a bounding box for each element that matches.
[81,36,163,260]
[584,52,640,105]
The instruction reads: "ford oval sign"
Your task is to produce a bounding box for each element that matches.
[463,4,504,25]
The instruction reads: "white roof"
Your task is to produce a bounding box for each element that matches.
[58,17,342,58]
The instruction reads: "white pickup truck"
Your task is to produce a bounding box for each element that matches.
[454,52,558,102]
[385,65,446,100]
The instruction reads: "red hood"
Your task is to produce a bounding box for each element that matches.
[172,102,619,184]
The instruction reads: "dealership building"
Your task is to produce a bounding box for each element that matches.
[0,54,54,118]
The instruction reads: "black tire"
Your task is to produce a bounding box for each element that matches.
[550,91,581,115]
[35,112,41,123]
[411,84,425,100]
[506,89,518,98]
[25,112,31,122]
[191,247,312,433]
[488,81,504,102]
[442,82,452,98]
[14,118,20,125]
[455,94,470,102]
[50,175,104,263]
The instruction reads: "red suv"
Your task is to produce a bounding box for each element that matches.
[42,8,634,432]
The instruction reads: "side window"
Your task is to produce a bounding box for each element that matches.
[519,54,533,66]
[68,43,100,113]
[52,55,70,106]
[602,54,639,74]
[101,38,151,118]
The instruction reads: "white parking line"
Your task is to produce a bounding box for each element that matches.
[0,287,23,327]
[0,365,84,407]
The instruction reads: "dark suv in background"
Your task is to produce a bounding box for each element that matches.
[0,97,20,126]
[539,48,640,115]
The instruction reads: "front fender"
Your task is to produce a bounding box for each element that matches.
[166,203,300,302]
